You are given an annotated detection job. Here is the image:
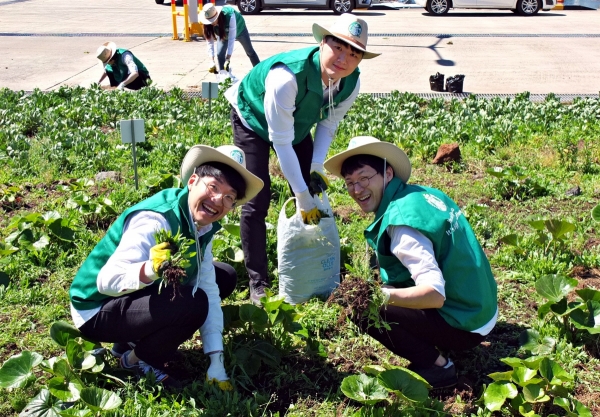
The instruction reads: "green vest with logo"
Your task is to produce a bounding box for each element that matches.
[69,187,221,311]
[105,48,149,83]
[364,177,497,332]
[217,6,246,39]
[236,46,360,145]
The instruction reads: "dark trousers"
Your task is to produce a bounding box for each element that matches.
[107,71,151,90]
[79,262,237,369]
[230,109,313,290]
[358,305,485,368]
[215,27,260,69]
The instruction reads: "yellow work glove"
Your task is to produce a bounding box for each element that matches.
[309,162,330,195]
[224,60,231,72]
[295,189,321,225]
[208,65,217,74]
[207,352,233,391]
[150,242,175,277]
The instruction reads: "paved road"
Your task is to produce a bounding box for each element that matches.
[0,0,599,93]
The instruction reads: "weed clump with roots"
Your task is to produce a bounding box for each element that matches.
[327,275,390,330]
[154,229,196,301]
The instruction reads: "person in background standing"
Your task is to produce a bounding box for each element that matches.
[200,3,260,74]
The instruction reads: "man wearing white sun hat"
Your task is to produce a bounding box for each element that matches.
[225,13,380,305]
[69,145,263,390]
[96,41,151,91]
[324,136,498,390]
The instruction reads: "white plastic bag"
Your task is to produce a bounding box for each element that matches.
[278,192,340,304]
[217,69,239,84]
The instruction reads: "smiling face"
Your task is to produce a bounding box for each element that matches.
[319,37,363,84]
[187,174,237,227]
[344,165,393,214]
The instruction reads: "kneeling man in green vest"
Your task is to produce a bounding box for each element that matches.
[96,41,151,90]
[69,145,263,390]
[324,136,498,389]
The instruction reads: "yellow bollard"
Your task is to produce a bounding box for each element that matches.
[171,0,178,40]
[183,0,191,42]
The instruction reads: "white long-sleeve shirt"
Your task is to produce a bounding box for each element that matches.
[226,64,360,194]
[70,210,224,354]
[387,225,497,336]
[206,15,236,59]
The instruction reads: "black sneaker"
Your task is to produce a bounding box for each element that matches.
[119,350,182,390]
[410,360,457,390]
[110,342,136,358]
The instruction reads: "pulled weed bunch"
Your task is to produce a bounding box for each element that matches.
[327,275,390,331]
[153,229,196,300]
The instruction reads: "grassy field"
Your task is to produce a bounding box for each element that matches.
[0,85,599,416]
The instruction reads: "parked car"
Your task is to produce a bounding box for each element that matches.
[414,0,556,15]
[226,0,372,14]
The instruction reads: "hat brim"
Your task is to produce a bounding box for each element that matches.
[312,23,380,60]
[180,145,264,206]
[199,6,222,25]
[102,41,117,64]
[324,141,411,183]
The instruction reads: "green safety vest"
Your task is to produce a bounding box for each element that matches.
[236,46,360,145]
[364,177,497,332]
[105,48,149,83]
[69,187,220,311]
[216,6,246,39]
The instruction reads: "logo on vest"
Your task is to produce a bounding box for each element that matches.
[423,193,447,211]
[348,22,362,37]
[229,149,244,165]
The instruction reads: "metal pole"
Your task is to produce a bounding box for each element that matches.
[131,121,139,190]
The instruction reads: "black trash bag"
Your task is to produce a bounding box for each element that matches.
[446,74,465,93]
[429,72,445,92]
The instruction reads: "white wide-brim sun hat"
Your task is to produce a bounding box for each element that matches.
[312,13,380,59]
[180,145,264,206]
[96,41,117,64]
[199,3,222,25]
[324,136,411,183]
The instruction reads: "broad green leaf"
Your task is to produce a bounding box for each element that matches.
[519,329,556,355]
[211,238,226,251]
[537,301,553,319]
[483,381,518,411]
[48,219,75,242]
[47,376,81,402]
[363,364,386,377]
[224,247,244,263]
[538,357,572,384]
[80,387,122,411]
[570,301,600,334]
[488,371,513,382]
[535,275,577,303]
[572,399,593,417]
[522,384,550,403]
[32,234,50,251]
[340,374,389,405]
[50,321,83,347]
[221,223,240,237]
[59,409,92,417]
[0,351,43,388]
[377,369,429,403]
[239,304,269,330]
[51,359,84,389]
[511,367,542,387]
[0,241,18,256]
[527,219,546,231]
[521,356,545,370]
[592,204,600,223]
[65,340,96,370]
[576,288,600,303]
[18,389,63,417]
[500,234,520,247]
[500,357,524,369]
[222,305,242,329]
[545,219,575,241]
[42,211,61,224]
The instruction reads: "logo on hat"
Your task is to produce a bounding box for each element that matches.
[230,149,244,165]
[348,22,362,37]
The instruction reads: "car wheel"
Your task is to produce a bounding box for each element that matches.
[238,0,261,14]
[155,0,164,3]
[516,0,540,15]
[332,0,354,14]
[426,0,450,15]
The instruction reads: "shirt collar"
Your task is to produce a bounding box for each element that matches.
[322,78,341,92]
